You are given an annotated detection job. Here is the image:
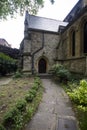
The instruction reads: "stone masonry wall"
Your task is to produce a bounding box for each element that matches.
[63,57,86,74]
[23,31,59,73]
[57,11,87,74]
[32,32,59,73]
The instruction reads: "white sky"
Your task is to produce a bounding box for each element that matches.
[0,0,79,49]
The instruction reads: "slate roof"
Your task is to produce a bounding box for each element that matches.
[64,0,82,22]
[25,11,68,33]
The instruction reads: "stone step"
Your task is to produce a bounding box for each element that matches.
[38,73,53,79]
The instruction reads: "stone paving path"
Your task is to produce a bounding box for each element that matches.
[0,77,12,86]
[25,78,78,130]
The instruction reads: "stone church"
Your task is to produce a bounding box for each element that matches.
[20,0,87,75]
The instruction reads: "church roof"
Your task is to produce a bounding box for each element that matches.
[64,0,82,22]
[0,38,11,47]
[25,12,68,33]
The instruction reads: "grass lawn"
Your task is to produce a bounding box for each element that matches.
[0,77,34,124]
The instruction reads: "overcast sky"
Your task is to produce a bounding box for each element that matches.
[0,0,79,49]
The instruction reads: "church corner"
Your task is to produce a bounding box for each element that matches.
[20,0,87,76]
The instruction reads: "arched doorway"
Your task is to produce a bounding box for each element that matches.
[38,58,46,73]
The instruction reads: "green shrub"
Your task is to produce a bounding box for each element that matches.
[16,99,26,112]
[77,105,87,130]
[32,84,39,90]
[13,71,23,78]
[57,69,71,80]
[25,93,35,102]
[67,80,87,106]
[29,89,37,96]
[52,64,63,74]
[3,106,24,130]
[34,77,41,85]
[27,106,34,119]
[3,107,18,128]
[52,64,71,82]
[0,52,17,75]
[77,105,87,112]
[0,125,6,130]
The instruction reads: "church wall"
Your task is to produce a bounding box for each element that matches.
[21,39,32,72]
[83,0,87,7]
[57,11,87,74]
[33,32,59,73]
[31,32,43,53]
[22,31,59,73]
[23,56,31,72]
[62,57,86,74]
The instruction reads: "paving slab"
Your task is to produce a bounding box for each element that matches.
[0,77,12,86]
[24,78,78,130]
[57,117,77,130]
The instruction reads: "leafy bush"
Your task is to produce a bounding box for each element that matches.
[25,77,41,102]
[13,71,23,78]
[77,105,87,130]
[16,99,26,112]
[52,64,71,83]
[0,125,6,130]
[34,77,41,86]
[65,79,87,130]
[67,80,87,106]
[27,106,34,119]
[32,84,39,91]
[3,105,25,129]
[0,52,17,75]
[52,64,63,74]
[29,89,37,96]
[3,107,18,128]
[25,93,35,102]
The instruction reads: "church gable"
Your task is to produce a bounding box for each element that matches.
[20,0,87,75]
[24,11,68,33]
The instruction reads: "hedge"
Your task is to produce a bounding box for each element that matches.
[0,52,17,75]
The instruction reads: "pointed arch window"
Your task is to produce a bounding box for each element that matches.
[71,30,75,56]
[84,22,87,53]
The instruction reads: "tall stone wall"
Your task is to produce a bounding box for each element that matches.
[21,39,32,72]
[22,31,59,73]
[57,11,87,74]
[34,33,59,72]
[63,57,86,74]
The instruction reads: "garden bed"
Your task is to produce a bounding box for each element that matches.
[0,77,43,130]
[63,80,87,130]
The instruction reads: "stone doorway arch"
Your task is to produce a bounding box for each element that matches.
[38,58,47,73]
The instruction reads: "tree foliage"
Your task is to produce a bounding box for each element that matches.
[0,52,17,75]
[0,0,54,19]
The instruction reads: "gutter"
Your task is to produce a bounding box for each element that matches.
[31,32,44,74]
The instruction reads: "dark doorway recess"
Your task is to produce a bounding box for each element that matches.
[38,58,46,73]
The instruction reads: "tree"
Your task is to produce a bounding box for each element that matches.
[0,0,54,19]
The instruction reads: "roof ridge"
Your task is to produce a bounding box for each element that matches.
[29,14,66,23]
[25,12,68,33]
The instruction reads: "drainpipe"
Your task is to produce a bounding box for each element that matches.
[31,32,44,74]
